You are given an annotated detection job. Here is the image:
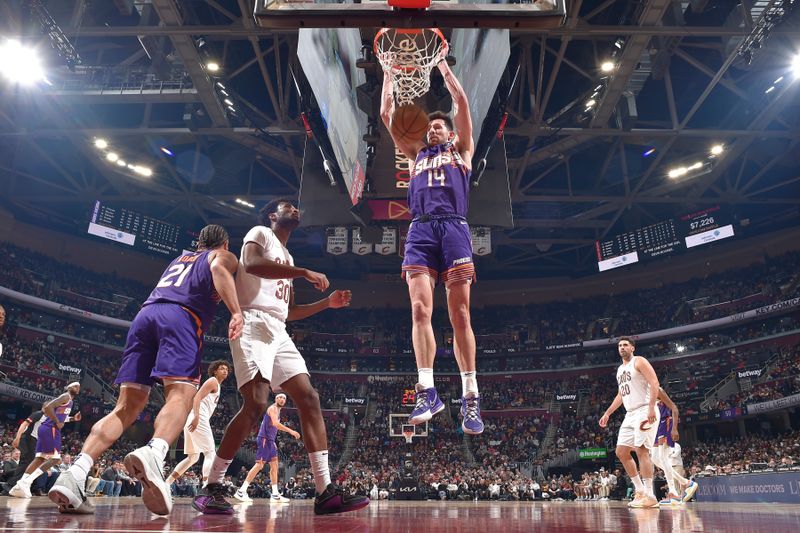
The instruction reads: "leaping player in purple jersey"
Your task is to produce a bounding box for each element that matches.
[380,54,483,435]
[48,224,244,516]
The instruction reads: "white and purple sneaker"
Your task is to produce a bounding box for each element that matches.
[460,393,484,435]
[408,386,445,425]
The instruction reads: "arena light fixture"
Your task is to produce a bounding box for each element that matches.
[223,98,234,106]
[0,39,45,85]
[116,159,127,167]
[710,144,724,155]
[235,198,255,208]
[94,138,108,149]
[668,167,688,179]
[642,148,656,157]
[585,99,596,108]
[133,166,153,177]
[106,152,119,162]
[792,53,800,77]
[676,345,686,353]
[206,61,220,72]
[600,61,615,73]
[765,85,775,94]
[160,147,174,156]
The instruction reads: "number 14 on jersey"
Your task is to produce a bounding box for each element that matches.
[427,169,446,187]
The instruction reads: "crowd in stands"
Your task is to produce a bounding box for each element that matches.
[2,242,799,352]
[685,430,800,476]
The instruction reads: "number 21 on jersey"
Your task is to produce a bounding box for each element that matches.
[157,264,193,288]
[428,169,445,187]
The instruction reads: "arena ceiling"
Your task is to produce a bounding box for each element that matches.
[0,0,798,280]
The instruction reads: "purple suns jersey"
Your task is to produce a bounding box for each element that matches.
[41,399,72,428]
[258,411,279,442]
[409,142,470,218]
[143,250,220,332]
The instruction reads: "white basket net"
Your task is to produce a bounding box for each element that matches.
[374,28,448,106]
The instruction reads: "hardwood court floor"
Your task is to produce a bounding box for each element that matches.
[2,496,800,532]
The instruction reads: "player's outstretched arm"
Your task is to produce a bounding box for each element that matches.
[210,250,244,340]
[437,61,474,158]
[188,377,218,432]
[379,69,423,160]
[241,242,328,292]
[286,289,351,322]
[269,406,300,439]
[599,393,623,427]
[11,420,29,449]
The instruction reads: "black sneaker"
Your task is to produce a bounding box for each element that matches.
[192,483,233,515]
[314,484,369,515]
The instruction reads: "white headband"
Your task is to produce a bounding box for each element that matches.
[67,382,80,389]
[275,393,287,400]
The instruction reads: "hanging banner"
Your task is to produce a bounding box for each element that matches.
[367,199,412,221]
[398,226,409,258]
[376,227,397,256]
[326,227,348,255]
[471,226,491,256]
[351,228,373,255]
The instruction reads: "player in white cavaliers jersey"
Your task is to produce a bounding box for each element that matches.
[193,199,369,516]
[599,336,661,508]
[166,360,230,488]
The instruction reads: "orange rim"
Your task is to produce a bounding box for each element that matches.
[374,27,448,73]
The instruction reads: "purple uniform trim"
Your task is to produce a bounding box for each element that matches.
[256,437,278,462]
[655,402,675,447]
[115,303,204,387]
[408,142,470,218]
[143,250,219,332]
[35,424,61,455]
[403,141,475,285]
[401,218,475,285]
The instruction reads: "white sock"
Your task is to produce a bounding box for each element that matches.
[70,453,94,484]
[309,450,331,494]
[272,483,280,495]
[630,474,644,493]
[240,480,250,492]
[665,469,678,497]
[207,456,232,485]
[461,371,479,397]
[417,368,434,390]
[19,473,31,484]
[642,478,654,498]
[147,438,169,461]
[29,468,44,483]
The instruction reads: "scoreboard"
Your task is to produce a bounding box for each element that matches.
[596,206,735,272]
[87,201,197,257]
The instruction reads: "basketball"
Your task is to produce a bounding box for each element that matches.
[391,104,429,144]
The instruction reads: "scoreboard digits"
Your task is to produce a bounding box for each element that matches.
[596,206,735,271]
[88,201,196,257]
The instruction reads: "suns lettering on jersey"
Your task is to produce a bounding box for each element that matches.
[413,150,467,178]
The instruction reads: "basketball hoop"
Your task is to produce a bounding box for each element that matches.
[374,28,448,106]
[402,429,414,444]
